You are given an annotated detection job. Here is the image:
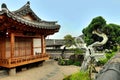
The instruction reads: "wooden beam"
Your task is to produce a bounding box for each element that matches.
[41,35,46,54]
[31,38,33,55]
[44,36,46,54]
[10,33,15,58]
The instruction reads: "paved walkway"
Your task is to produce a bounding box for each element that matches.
[0,60,80,80]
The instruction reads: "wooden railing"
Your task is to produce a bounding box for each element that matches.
[0,54,49,68]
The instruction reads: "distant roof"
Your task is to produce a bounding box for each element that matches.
[0,1,60,35]
[46,39,65,46]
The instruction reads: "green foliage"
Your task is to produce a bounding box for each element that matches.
[64,34,75,47]
[58,59,81,66]
[105,51,116,60]
[67,60,74,65]
[73,61,81,66]
[58,58,66,65]
[118,46,120,51]
[97,58,108,66]
[63,71,91,80]
[82,16,120,50]
[58,58,74,65]
[74,48,84,54]
[82,16,106,46]
[98,51,116,65]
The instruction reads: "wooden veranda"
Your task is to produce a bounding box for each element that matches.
[0,35,49,68]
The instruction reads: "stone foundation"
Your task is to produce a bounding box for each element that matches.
[9,68,16,76]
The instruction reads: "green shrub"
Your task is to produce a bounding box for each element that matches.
[98,51,116,65]
[105,51,115,60]
[58,58,81,66]
[113,46,118,52]
[73,61,81,66]
[98,58,108,66]
[58,58,66,65]
[74,48,84,55]
[66,59,74,65]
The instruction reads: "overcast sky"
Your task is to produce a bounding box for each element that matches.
[0,0,120,39]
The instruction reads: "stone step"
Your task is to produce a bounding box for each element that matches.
[0,70,8,78]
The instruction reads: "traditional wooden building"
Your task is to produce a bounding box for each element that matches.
[0,2,60,75]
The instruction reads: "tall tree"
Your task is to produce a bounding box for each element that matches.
[82,16,106,46]
[61,34,75,59]
[82,16,120,50]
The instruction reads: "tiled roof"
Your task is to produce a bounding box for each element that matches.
[0,2,60,30]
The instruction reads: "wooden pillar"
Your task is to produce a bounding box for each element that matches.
[31,38,33,55]
[0,37,5,58]
[10,33,15,58]
[3,38,5,58]
[41,35,46,54]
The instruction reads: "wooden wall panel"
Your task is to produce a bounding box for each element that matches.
[6,38,11,58]
[33,38,41,55]
[15,38,19,57]
[4,37,32,58]
[15,38,32,57]
[26,41,31,56]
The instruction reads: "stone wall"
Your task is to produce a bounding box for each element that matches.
[46,49,75,59]
[96,52,120,80]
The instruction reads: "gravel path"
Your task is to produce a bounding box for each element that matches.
[0,60,80,80]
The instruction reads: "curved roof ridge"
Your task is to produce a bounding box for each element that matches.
[7,11,60,29]
[12,1,42,22]
[12,1,30,14]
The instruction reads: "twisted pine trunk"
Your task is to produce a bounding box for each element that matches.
[61,46,66,59]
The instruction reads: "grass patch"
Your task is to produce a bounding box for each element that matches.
[63,71,92,80]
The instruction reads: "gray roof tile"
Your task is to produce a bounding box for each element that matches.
[0,2,60,30]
